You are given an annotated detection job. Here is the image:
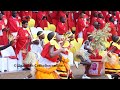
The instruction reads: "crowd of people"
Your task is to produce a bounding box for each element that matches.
[1,11,120,79]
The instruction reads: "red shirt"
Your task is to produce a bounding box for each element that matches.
[49,11,59,26]
[4,11,11,19]
[67,12,75,30]
[41,42,59,62]
[75,18,86,39]
[15,27,31,54]
[21,11,32,20]
[38,19,48,29]
[58,11,66,20]
[97,18,105,29]
[102,11,108,18]
[0,20,6,45]
[107,22,118,42]
[56,22,68,35]
[7,16,20,33]
[91,17,98,25]
[36,11,47,26]
[106,14,112,22]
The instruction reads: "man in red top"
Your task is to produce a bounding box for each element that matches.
[49,11,59,26]
[56,16,68,35]
[15,20,31,70]
[1,11,8,26]
[4,11,11,19]
[97,13,106,29]
[38,16,48,29]
[32,11,38,26]
[73,11,80,25]
[7,11,20,35]
[21,11,32,21]
[36,11,47,27]
[67,11,75,31]
[90,12,98,25]
[58,11,66,20]
[106,11,112,22]
[75,13,86,39]
[108,17,118,42]
[102,11,108,19]
[0,13,8,46]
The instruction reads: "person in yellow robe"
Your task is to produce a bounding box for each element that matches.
[105,35,120,79]
[35,32,67,79]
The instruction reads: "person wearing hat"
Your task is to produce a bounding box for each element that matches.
[35,32,66,79]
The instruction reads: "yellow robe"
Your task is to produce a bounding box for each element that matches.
[35,61,59,79]
[57,56,70,79]
[105,42,120,73]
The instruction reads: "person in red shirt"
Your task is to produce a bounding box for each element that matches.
[97,13,106,29]
[67,11,75,31]
[49,11,59,26]
[15,20,31,70]
[7,11,20,34]
[75,13,86,39]
[0,13,9,46]
[36,11,47,27]
[32,11,38,27]
[4,11,11,19]
[38,16,49,29]
[58,11,66,20]
[90,12,98,25]
[73,11,80,25]
[21,11,32,21]
[106,11,112,22]
[1,11,8,26]
[102,11,108,19]
[56,16,68,35]
[108,17,118,42]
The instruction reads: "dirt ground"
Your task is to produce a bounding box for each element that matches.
[0,64,110,79]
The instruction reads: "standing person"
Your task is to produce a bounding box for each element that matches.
[4,11,11,19]
[1,11,8,26]
[90,12,98,25]
[75,12,86,40]
[56,16,68,35]
[15,20,31,70]
[7,11,20,38]
[38,16,49,29]
[49,11,59,26]
[0,13,9,46]
[67,11,75,31]
[21,11,32,21]
[36,11,47,27]
[32,11,38,27]
[35,32,66,79]
[97,13,106,29]
[107,17,118,42]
